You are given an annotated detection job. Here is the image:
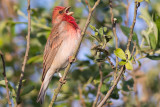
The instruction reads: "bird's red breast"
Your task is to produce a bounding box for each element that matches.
[52,6,78,29]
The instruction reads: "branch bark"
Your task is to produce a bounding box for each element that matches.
[131,42,141,107]
[0,51,12,107]
[125,0,131,26]
[133,72,141,107]
[78,84,86,107]
[49,0,101,106]
[126,2,139,50]
[92,63,103,107]
[16,0,31,104]
[109,0,118,81]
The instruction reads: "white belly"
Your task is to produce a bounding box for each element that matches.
[50,29,80,71]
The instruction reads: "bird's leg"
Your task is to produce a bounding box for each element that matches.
[69,56,76,63]
[58,73,66,84]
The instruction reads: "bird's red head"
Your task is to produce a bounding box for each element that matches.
[52,6,78,28]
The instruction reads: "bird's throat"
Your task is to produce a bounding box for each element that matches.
[63,15,78,29]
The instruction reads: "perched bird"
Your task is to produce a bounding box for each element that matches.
[37,6,81,104]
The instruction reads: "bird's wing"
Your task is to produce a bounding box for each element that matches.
[41,27,63,81]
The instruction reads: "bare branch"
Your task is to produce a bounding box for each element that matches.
[85,0,91,11]
[131,41,136,57]
[125,0,131,26]
[102,72,113,81]
[97,66,124,107]
[106,57,115,70]
[78,84,86,107]
[133,72,141,107]
[131,44,140,107]
[109,0,118,81]
[16,0,31,104]
[92,63,103,107]
[49,0,101,106]
[126,2,140,50]
[0,51,12,107]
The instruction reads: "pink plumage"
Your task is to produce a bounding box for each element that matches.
[37,6,81,104]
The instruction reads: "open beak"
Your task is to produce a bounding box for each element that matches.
[65,7,74,16]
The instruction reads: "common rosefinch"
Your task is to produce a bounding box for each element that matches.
[37,6,81,103]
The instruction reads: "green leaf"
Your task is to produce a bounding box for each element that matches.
[101,84,106,93]
[135,0,144,2]
[0,80,17,104]
[155,16,160,30]
[115,16,122,23]
[125,49,131,59]
[95,32,99,36]
[121,25,138,43]
[0,80,5,85]
[154,15,160,47]
[149,33,157,50]
[137,60,142,66]
[89,25,96,31]
[37,31,50,37]
[103,27,107,32]
[145,0,150,2]
[125,61,133,70]
[133,32,139,44]
[119,60,127,65]
[93,80,100,84]
[17,10,27,19]
[0,80,12,90]
[21,85,35,96]
[110,87,119,99]
[99,27,103,36]
[114,48,126,60]
[90,35,101,42]
[146,54,160,60]
[120,25,130,36]
[27,55,43,64]
[74,7,83,18]
[122,79,134,91]
[38,35,47,45]
[11,89,17,104]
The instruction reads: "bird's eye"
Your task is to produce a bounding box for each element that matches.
[59,10,63,14]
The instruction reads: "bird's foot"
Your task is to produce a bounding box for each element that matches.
[59,78,66,84]
[69,56,76,63]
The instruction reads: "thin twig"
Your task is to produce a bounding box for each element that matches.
[78,84,86,107]
[16,0,31,104]
[102,72,113,81]
[131,43,140,107]
[99,92,105,101]
[97,66,124,107]
[126,2,139,50]
[92,63,103,107]
[128,66,141,107]
[133,73,141,107]
[106,57,115,70]
[0,51,12,107]
[131,41,136,57]
[109,0,118,82]
[125,0,131,26]
[49,0,101,106]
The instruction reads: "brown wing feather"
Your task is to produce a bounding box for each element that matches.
[41,27,63,81]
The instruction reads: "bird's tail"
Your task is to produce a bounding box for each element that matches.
[37,74,52,104]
